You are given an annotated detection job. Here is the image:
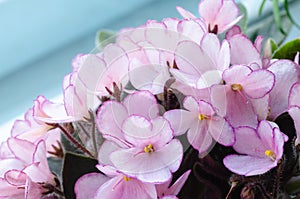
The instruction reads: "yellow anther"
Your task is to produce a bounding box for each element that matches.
[231,84,243,91]
[265,150,276,161]
[198,114,209,121]
[144,144,154,153]
[123,176,132,182]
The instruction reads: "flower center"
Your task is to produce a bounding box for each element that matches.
[144,144,154,153]
[265,150,276,161]
[198,114,209,121]
[231,84,243,91]
[123,176,132,182]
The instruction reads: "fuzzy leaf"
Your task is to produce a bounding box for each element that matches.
[62,153,99,199]
[272,37,300,60]
[95,30,116,51]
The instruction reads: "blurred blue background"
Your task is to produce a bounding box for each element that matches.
[0,0,299,137]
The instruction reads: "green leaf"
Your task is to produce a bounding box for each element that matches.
[272,37,300,60]
[273,0,286,35]
[62,153,99,199]
[259,0,267,16]
[286,176,300,194]
[95,30,116,51]
[48,157,63,181]
[237,3,248,33]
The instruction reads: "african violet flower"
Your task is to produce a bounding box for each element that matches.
[223,120,288,176]
[97,90,160,147]
[119,18,206,94]
[75,166,157,199]
[164,96,234,154]
[11,108,61,153]
[0,138,56,198]
[211,65,275,128]
[170,33,230,99]
[109,116,183,183]
[177,0,243,34]
[77,46,129,97]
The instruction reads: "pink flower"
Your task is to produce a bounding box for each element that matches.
[164,96,234,154]
[96,90,160,147]
[110,116,183,183]
[0,138,56,198]
[75,165,157,199]
[118,18,206,94]
[223,120,288,176]
[288,82,300,144]
[211,65,275,128]
[77,46,129,97]
[177,0,243,34]
[11,108,61,153]
[170,33,230,97]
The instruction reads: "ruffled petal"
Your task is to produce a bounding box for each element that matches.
[123,91,160,119]
[223,155,277,176]
[75,172,110,199]
[268,60,300,119]
[187,121,212,154]
[97,101,128,146]
[110,140,182,183]
[164,109,196,136]
[208,116,235,146]
[242,69,275,99]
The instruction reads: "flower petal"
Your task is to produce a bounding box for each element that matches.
[110,140,182,183]
[223,155,277,176]
[75,172,110,199]
[123,91,159,119]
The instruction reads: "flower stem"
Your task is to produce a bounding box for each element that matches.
[55,124,94,158]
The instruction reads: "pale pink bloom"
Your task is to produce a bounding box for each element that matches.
[34,70,94,123]
[97,90,160,147]
[0,138,55,198]
[223,120,288,176]
[211,65,275,128]
[288,82,300,144]
[118,18,206,94]
[77,45,129,96]
[11,108,60,153]
[75,166,157,199]
[164,96,234,154]
[268,60,300,119]
[110,116,183,183]
[156,170,191,199]
[170,33,230,94]
[177,0,243,34]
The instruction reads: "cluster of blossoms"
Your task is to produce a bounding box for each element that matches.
[2,0,300,198]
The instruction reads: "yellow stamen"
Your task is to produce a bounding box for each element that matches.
[123,176,132,182]
[198,114,209,121]
[265,150,276,161]
[144,144,154,153]
[231,84,243,91]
